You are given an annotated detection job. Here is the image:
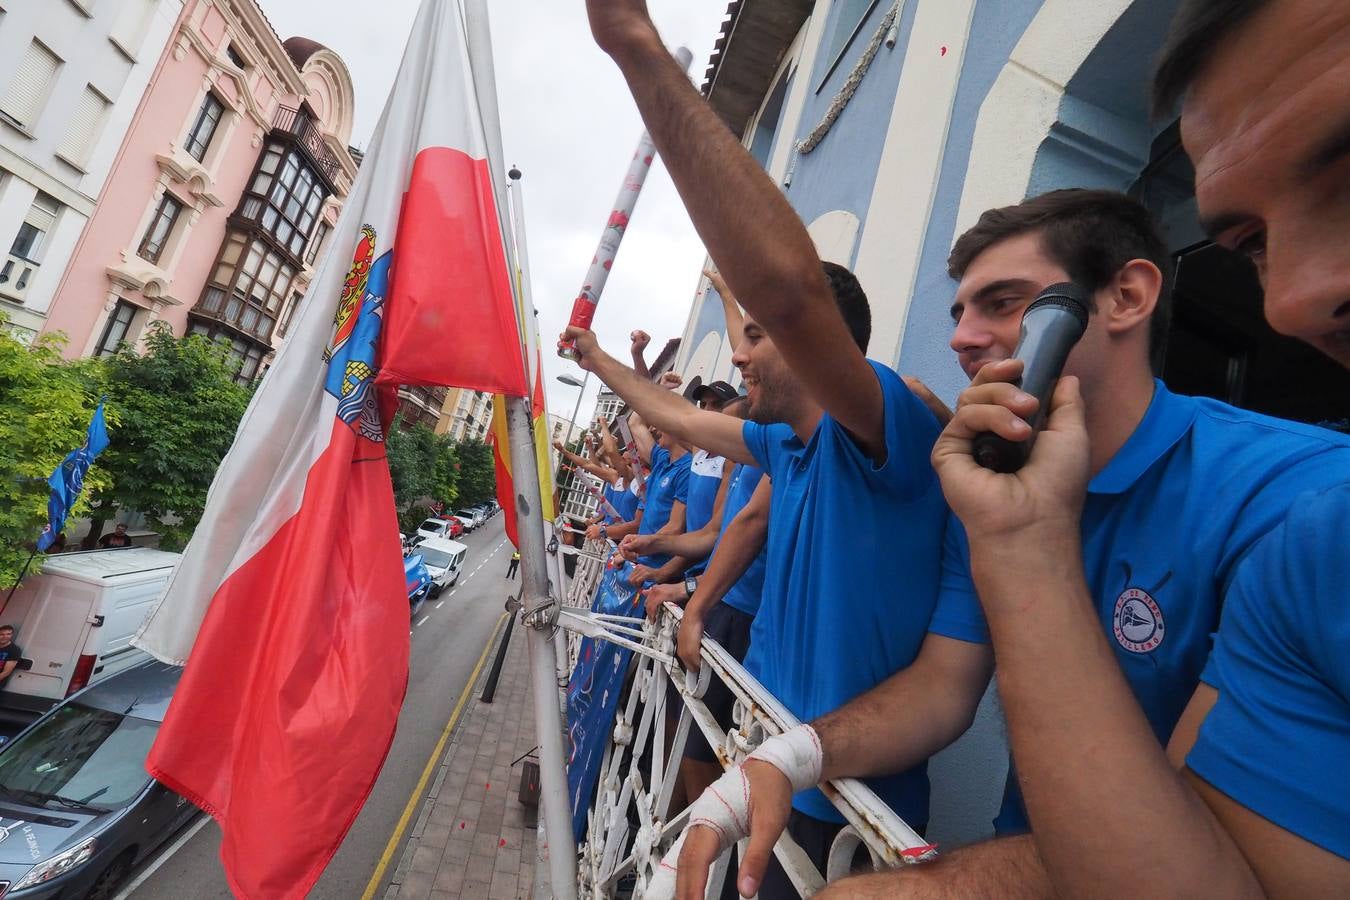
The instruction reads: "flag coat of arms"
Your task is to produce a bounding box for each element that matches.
[133,1,526,895]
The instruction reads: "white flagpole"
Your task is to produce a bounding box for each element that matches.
[462,2,577,894]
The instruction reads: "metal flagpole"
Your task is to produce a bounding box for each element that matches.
[460,0,577,891]
[503,396,578,897]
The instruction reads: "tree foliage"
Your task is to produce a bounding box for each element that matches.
[387,423,459,511]
[0,329,107,587]
[88,324,252,550]
[455,439,497,507]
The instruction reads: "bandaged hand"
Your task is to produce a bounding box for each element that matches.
[646,724,823,899]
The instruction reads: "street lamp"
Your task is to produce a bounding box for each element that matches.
[556,371,590,450]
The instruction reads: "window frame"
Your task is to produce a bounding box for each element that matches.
[95,300,138,357]
[184,92,225,163]
[137,192,184,265]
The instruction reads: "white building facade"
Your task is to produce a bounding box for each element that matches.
[0,0,182,341]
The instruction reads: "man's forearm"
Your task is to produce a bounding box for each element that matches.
[604,36,825,340]
[812,642,990,782]
[819,835,1052,900]
[685,497,766,619]
[605,520,639,542]
[970,535,1261,899]
[647,525,719,562]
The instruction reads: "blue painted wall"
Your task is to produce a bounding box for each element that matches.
[781,0,920,261]
[895,0,1045,404]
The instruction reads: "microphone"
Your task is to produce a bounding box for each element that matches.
[972,282,1091,473]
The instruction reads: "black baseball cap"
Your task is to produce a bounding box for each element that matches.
[687,379,739,406]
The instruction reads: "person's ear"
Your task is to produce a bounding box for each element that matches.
[1103,258,1161,337]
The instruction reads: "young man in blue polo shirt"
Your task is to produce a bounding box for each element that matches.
[884,4,1350,897]
[666,188,1350,899]
[566,257,952,894]
[577,9,961,893]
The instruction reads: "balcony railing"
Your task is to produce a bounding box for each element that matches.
[554,538,936,897]
[271,106,342,185]
[0,253,38,304]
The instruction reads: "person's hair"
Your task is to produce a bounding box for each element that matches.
[823,261,871,353]
[1152,0,1271,117]
[0,626,13,634]
[948,189,1175,372]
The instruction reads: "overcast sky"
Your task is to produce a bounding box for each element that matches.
[260,0,730,423]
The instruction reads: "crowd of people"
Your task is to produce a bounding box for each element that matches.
[557,0,1350,897]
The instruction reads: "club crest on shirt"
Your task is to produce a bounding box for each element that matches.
[1113,587,1165,653]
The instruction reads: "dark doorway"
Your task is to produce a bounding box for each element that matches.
[1132,126,1350,427]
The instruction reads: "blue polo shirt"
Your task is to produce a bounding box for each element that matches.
[932,382,1350,833]
[606,479,641,524]
[742,361,945,824]
[636,445,690,569]
[715,464,767,617]
[685,450,726,534]
[1188,483,1350,860]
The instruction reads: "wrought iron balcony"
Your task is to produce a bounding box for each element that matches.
[271,106,342,185]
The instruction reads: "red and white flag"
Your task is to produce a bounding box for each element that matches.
[133,1,525,895]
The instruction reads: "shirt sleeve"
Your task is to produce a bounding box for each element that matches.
[1186,485,1350,860]
[671,460,691,505]
[831,361,942,499]
[742,420,773,473]
[926,514,989,644]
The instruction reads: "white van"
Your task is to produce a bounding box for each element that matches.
[0,548,178,717]
[414,537,467,597]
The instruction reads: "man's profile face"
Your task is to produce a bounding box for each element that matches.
[731,315,798,424]
[949,232,1101,383]
[1182,0,1350,368]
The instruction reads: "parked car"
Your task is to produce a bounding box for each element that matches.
[414,537,467,597]
[458,508,485,529]
[404,553,432,615]
[0,549,179,723]
[436,515,464,539]
[416,518,454,542]
[0,660,198,899]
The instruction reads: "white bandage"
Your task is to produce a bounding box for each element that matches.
[644,725,824,899]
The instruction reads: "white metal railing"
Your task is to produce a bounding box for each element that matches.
[555,545,937,898]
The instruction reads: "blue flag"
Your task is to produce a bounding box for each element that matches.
[37,402,110,552]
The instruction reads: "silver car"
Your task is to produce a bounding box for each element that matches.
[0,661,198,899]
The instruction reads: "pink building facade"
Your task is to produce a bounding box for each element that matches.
[43,0,358,380]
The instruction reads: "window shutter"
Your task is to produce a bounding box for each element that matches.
[109,0,154,57]
[57,86,111,166]
[2,41,61,128]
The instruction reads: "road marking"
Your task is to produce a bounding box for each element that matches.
[112,812,211,900]
[414,615,429,628]
[435,600,444,609]
[360,611,510,900]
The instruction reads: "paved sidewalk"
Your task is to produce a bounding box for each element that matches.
[384,617,542,900]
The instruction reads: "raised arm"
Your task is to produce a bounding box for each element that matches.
[627,410,656,466]
[630,329,652,380]
[565,330,753,465]
[584,4,886,459]
[597,419,635,481]
[704,268,744,351]
[554,442,618,483]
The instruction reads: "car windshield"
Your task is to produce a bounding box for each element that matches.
[458,511,476,518]
[420,548,454,569]
[0,703,158,812]
[420,520,444,532]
